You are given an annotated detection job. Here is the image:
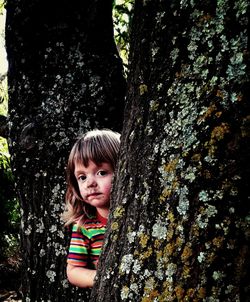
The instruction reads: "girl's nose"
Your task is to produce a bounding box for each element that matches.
[86,176,97,187]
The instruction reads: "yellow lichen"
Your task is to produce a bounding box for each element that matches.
[212,286,219,297]
[140,247,153,260]
[164,158,179,172]
[159,188,172,202]
[111,222,119,231]
[121,286,129,299]
[186,288,195,299]
[181,246,193,262]
[215,111,222,118]
[134,251,139,258]
[159,180,179,202]
[139,84,148,95]
[197,287,206,299]
[210,123,230,142]
[198,103,217,123]
[182,265,191,279]
[182,150,189,158]
[190,224,200,237]
[158,281,172,302]
[154,239,161,249]
[191,153,202,163]
[205,141,216,157]
[111,234,118,242]
[167,211,175,223]
[150,100,159,111]
[175,286,185,300]
[113,206,125,218]
[176,237,184,249]
[212,236,224,248]
[164,242,174,256]
[156,249,163,260]
[139,234,150,248]
[206,123,231,156]
[199,206,206,214]
[216,89,224,99]
[127,226,132,233]
[144,277,156,292]
[207,251,216,264]
[166,227,174,241]
[142,290,159,302]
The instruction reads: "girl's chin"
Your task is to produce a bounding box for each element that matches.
[86,198,109,208]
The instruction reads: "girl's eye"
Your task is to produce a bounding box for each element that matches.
[78,175,86,181]
[98,170,107,176]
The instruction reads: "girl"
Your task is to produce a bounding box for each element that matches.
[63,129,120,288]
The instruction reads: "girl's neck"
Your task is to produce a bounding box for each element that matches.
[96,208,109,219]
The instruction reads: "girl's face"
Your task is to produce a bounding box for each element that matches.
[74,160,113,217]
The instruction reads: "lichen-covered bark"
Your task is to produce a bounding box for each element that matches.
[92,0,250,301]
[5,0,126,300]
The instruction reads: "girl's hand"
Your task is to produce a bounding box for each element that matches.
[67,264,96,288]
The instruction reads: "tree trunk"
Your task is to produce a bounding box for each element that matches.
[92,0,250,301]
[0,114,7,137]
[5,0,126,300]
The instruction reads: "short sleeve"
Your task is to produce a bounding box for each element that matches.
[67,224,90,267]
[89,229,106,268]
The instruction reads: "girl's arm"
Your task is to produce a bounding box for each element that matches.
[67,263,96,288]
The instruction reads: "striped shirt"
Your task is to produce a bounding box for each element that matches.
[67,212,107,269]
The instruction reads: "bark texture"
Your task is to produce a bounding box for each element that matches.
[92,1,250,301]
[5,0,126,300]
[0,114,7,138]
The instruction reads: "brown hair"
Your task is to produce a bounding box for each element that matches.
[62,129,120,226]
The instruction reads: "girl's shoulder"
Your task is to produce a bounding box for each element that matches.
[72,216,106,239]
[73,215,102,229]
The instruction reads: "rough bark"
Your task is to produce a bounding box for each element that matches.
[5,0,126,300]
[92,1,250,301]
[0,114,7,138]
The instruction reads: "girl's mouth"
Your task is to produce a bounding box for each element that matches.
[87,192,101,198]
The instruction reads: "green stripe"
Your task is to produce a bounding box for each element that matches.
[80,227,106,238]
[90,249,101,256]
[69,246,88,253]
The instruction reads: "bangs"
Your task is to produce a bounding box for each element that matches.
[73,139,105,167]
[72,133,119,169]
